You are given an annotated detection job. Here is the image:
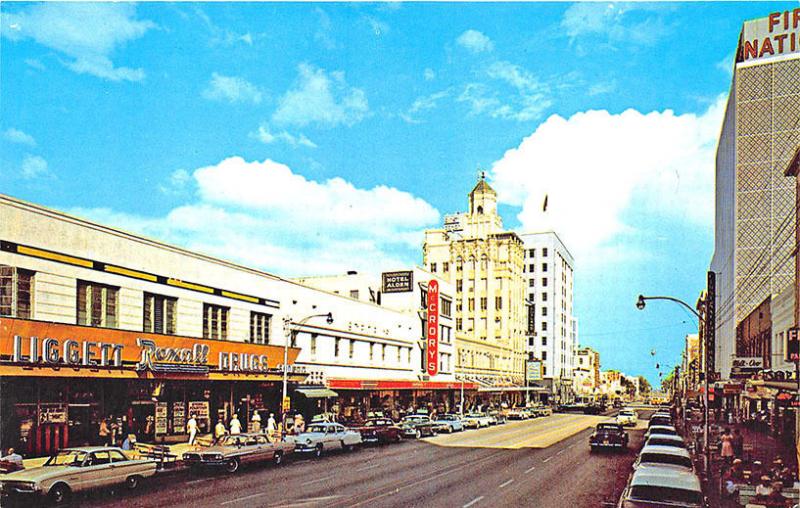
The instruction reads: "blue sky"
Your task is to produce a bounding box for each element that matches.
[1,2,792,386]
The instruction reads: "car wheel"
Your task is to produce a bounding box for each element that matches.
[314,444,323,458]
[49,483,71,505]
[125,475,141,491]
[415,429,421,439]
[448,426,453,434]
[394,433,401,443]
[274,451,283,466]
[342,441,354,452]
[225,458,240,474]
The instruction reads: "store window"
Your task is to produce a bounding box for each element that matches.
[249,311,271,344]
[77,280,118,328]
[0,265,33,319]
[202,303,229,340]
[441,298,452,317]
[144,293,177,335]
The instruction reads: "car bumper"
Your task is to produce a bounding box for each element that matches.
[590,441,625,448]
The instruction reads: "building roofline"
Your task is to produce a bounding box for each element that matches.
[518,230,575,262]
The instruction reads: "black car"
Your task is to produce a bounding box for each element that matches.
[589,423,628,452]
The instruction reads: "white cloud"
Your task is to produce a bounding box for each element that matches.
[193,7,254,47]
[424,68,436,81]
[273,64,369,128]
[716,53,734,76]
[561,3,668,48]
[75,156,439,276]
[21,154,52,179]
[400,90,449,124]
[24,58,45,71]
[202,73,263,105]
[456,29,494,53]
[2,3,154,82]
[314,8,336,50]
[250,124,317,148]
[3,128,36,146]
[159,169,192,196]
[587,80,617,96]
[490,96,726,260]
[458,61,552,122]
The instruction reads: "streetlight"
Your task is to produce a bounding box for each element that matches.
[635,293,708,478]
[282,312,333,411]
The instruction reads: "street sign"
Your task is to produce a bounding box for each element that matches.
[526,360,542,381]
[426,280,440,376]
[282,396,291,412]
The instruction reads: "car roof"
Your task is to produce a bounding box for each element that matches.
[646,435,685,443]
[60,446,121,453]
[631,464,701,491]
[648,425,677,432]
[640,445,691,458]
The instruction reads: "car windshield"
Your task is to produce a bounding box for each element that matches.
[620,411,635,416]
[629,486,702,505]
[45,450,87,466]
[306,425,328,433]
[640,453,693,468]
[650,428,678,436]
[403,416,424,422]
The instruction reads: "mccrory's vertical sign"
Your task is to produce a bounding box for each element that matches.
[426,280,440,376]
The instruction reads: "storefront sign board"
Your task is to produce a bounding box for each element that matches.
[188,401,209,422]
[382,271,413,293]
[426,280,439,376]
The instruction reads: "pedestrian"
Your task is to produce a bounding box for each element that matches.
[295,413,305,434]
[187,413,198,446]
[230,413,242,435]
[267,413,277,441]
[251,411,262,433]
[719,428,734,465]
[214,420,227,443]
[732,428,744,458]
[98,418,109,446]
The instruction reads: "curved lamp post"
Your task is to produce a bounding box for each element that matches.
[635,293,709,478]
[282,312,333,410]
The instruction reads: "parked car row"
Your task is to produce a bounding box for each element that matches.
[617,410,706,508]
[507,405,553,420]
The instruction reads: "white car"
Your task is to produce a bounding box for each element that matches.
[618,464,704,507]
[616,409,638,427]
[290,422,362,457]
[645,435,688,450]
[644,425,680,441]
[633,445,694,472]
[465,413,492,428]
[0,447,157,505]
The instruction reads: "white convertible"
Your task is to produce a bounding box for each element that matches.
[0,447,157,505]
[290,422,362,457]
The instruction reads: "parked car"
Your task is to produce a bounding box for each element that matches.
[351,418,402,444]
[644,435,687,450]
[507,407,528,420]
[465,413,493,428]
[290,422,362,457]
[460,414,481,429]
[399,415,436,439]
[488,410,506,425]
[432,414,464,433]
[584,403,605,415]
[644,425,680,441]
[182,433,295,473]
[0,447,157,505]
[589,423,629,452]
[618,464,705,507]
[648,415,672,428]
[616,409,638,427]
[535,406,553,417]
[633,445,693,472]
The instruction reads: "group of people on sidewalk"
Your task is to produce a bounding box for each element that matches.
[187,410,306,447]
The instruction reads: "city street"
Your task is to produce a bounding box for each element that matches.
[76,412,651,508]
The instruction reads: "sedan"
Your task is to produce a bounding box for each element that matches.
[182,433,295,473]
[633,445,694,472]
[290,422,362,457]
[507,407,528,420]
[616,409,638,427]
[589,423,629,452]
[400,415,436,439]
[0,447,156,505]
[465,413,493,428]
[352,418,402,444]
[432,414,464,433]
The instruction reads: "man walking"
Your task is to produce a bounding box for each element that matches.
[267,413,277,441]
[187,414,198,446]
[230,413,242,435]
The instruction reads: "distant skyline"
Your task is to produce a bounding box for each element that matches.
[1,2,790,386]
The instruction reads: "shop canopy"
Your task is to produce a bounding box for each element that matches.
[295,388,339,398]
[478,386,546,393]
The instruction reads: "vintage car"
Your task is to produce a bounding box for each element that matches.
[290,422,362,457]
[644,435,687,450]
[648,414,673,428]
[644,425,680,441]
[616,409,638,427]
[0,447,157,505]
[432,414,464,433]
[351,418,402,444]
[589,423,629,451]
[633,445,693,472]
[487,410,506,425]
[463,413,492,428]
[399,415,436,439]
[507,407,528,420]
[182,433,295,473]
[532,406,553,417]
[618,464,705,508]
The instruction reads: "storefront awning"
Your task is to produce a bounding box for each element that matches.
[478,386,545,393]
[296,388,338,398]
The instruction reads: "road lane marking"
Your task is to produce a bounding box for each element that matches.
[499,479,514,488]
[305,475,334,485]
[185,478,205,485]
[355,463,381,472]
[463,495,484,508]
[524,465,536,473]
[556,449,565,455]
[543,455,554,462]
[221,493,268,506]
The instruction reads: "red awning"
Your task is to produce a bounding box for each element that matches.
[327,379,477,391]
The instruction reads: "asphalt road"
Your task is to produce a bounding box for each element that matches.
[69,411,652,508]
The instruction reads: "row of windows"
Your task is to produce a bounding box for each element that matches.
[528,278,549,287]
[419,290,453,318]
[526,248,548,258]
[523,263,548,273]
[1,266,273,344]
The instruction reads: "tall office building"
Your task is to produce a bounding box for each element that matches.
[423,176,527,387]
[710,10,800,379]
[519,232,576,402]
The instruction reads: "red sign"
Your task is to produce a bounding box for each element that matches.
[426,280,439,376]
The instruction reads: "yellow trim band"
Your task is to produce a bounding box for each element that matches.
[105,265,157,282]
[17,245,93,268]
[221,290,259,303]
[167,278,214,294]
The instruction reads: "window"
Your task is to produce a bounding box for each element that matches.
[456,259,463,272]
[249,312,271,344]
[430,263,437,273]
[542,263,548,272]
[443,262,449,272]
[542,307,548,316]
[529,337,534,346]
[542,322,548,331]
[480,297,487,311]
[310,334,317,356]
[495,296,502,310]
[542,336,547,345]
[397,346,401,362]
[109,450,128,463]
[529,264,535,272]
[202,303,229,340]
[542,351,547,360]
[543,248,548,256]
[468,298,475,311]
[529,293,534,301]
[90,451,111,466]
[420,289,428,309]
[369,342,375,361]
[528,279,535,287]
[77,281,118,328]
[0,266,33,319]
[456,318,463,331]
[335,338,341,357]
[381,343,386,362]
[144,293,177,335]
[542,292,548,302]
[542,278,548,287]
[528,249,535,257]
[542,365,547,376]
[348,340,354,359]
[456,280,463,292]
[349,290,359,299]
[441,298,452,317]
